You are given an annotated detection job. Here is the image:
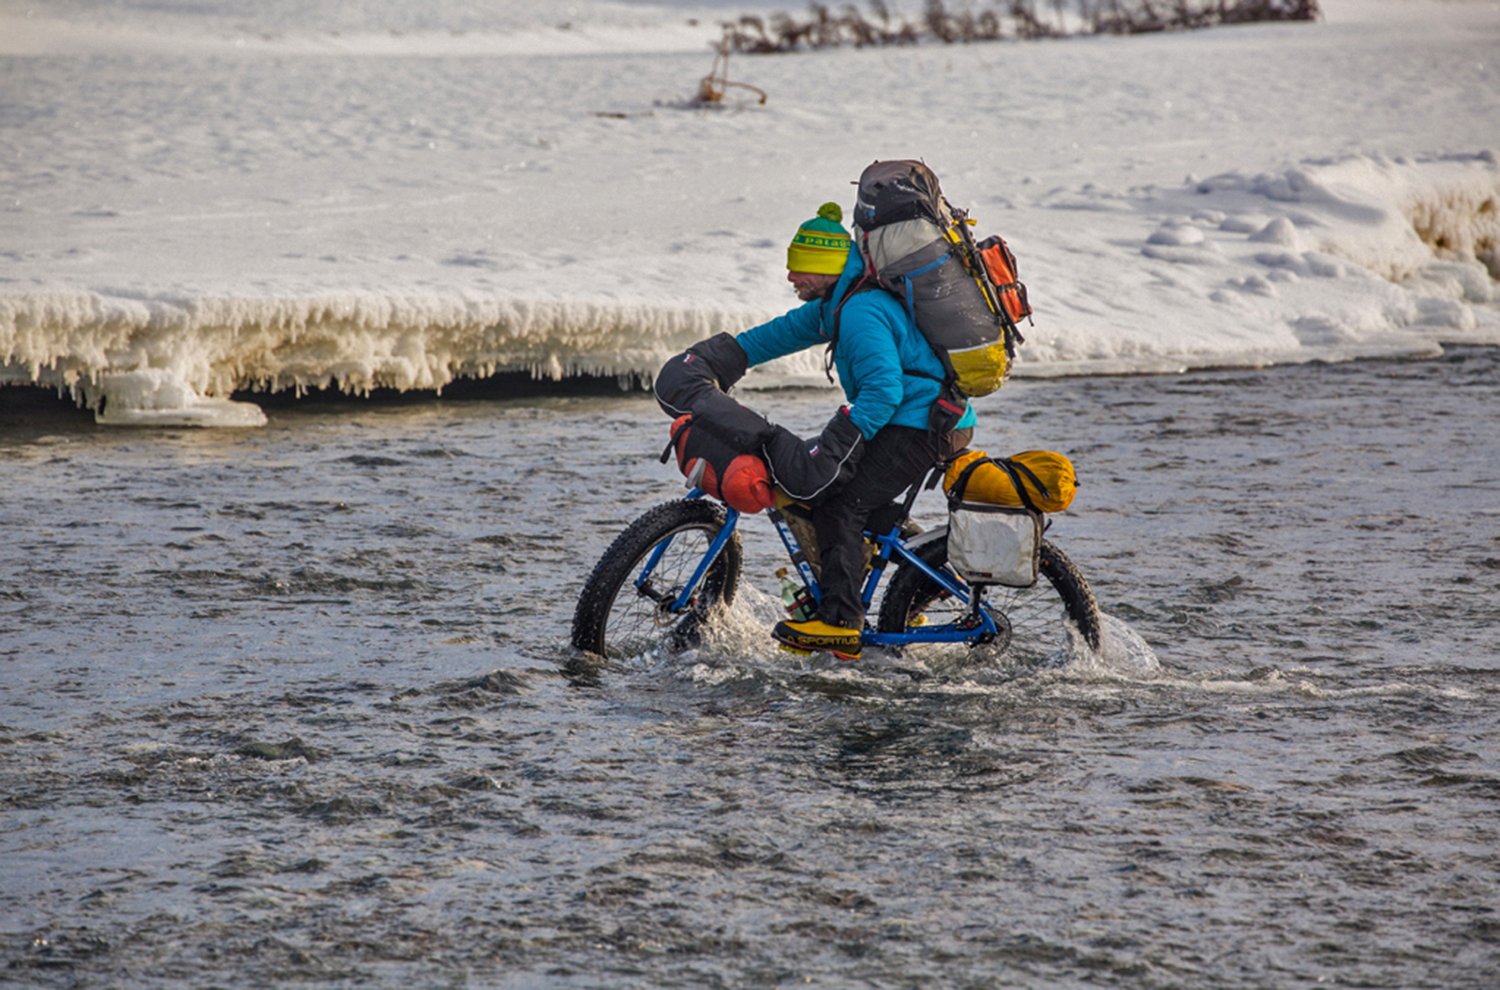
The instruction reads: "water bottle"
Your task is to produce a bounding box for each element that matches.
[776,567,814,622]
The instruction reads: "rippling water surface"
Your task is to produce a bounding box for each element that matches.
[3,349,1499,988]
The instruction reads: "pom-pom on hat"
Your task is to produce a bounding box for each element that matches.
[787,202,852,275]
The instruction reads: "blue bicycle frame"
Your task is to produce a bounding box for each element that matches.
[639,489,1001,648]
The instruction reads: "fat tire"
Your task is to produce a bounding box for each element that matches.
[876,535,1102,653]
[571,500,742,657]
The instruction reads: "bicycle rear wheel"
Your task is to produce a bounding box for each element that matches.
[876,534,1101,662]
[571,500,742,658]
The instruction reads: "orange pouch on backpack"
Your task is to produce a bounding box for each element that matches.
[977,235,1032,326]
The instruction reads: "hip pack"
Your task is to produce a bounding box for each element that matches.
[846,159,1030,399]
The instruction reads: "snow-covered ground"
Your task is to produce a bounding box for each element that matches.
[1,0,1496,425]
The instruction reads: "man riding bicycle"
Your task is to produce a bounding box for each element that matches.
[662,201,975,660]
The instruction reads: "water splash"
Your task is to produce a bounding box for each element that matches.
[1071,611,1164,679]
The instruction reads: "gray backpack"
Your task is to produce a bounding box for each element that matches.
[840,159,1029,399]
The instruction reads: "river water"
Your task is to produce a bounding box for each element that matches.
[3,348,1498,988]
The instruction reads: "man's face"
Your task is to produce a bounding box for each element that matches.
[787,270,839,302]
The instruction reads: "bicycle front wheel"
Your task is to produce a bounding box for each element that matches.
[571,500,742,659]
[876,534,1102,662]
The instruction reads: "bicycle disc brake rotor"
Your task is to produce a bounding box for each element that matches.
[635,580,688,626]
[964,603,1011,653]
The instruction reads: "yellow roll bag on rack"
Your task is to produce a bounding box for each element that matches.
[943,449,1078,513]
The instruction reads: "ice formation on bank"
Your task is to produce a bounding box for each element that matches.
[4,154,1493,426]
[2,0,1496,426]
[1,291,774,405]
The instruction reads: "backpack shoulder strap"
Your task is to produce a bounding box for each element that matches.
[824,241,881,382]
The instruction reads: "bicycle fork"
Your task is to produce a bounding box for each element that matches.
[636,498,740,615]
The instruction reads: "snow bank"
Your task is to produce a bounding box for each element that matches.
[1015,152,1499,378]
[2,0,1497,425]
[0,11,716,59]
[7,154,1491,423]
[1198,154,1499,285]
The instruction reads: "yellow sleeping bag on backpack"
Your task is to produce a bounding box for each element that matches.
[944,449,1078,513]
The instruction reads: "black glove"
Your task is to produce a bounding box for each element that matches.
[762,406,865,502]
[653,333,771,451]
[654,333,749,420]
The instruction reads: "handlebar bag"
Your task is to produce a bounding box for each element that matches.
[664,415,775,514]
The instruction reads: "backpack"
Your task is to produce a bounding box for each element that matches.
[844,159,1030,399]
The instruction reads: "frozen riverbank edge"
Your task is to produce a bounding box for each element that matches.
[4,150,1498,427]
[2,0,1497,426]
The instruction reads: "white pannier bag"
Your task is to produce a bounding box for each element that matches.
[947,502,1042,588]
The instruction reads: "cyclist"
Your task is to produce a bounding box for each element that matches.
[731,202,975,659]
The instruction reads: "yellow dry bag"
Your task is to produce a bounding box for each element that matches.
[944,449,1078,513]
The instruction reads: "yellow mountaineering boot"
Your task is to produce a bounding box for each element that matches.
[772,618,862,662]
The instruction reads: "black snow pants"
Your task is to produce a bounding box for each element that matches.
[810,424,951,628]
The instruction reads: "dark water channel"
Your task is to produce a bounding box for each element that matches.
[3,348,1498,988]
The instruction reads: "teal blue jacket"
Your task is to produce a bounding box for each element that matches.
[736,249,976,439]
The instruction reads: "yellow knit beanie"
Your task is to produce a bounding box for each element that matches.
[786,202,852,275]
